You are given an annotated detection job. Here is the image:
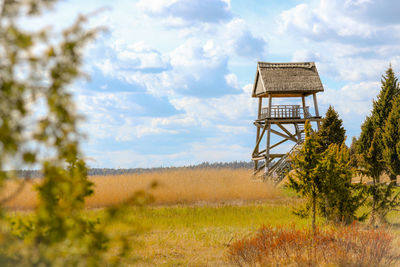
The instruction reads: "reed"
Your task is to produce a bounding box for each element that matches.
[2,168,282,209]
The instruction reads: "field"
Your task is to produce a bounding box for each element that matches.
[3,168,400,266]
[2,168,283,209]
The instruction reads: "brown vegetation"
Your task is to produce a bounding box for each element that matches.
[228,224,399,267]
[2,168,282,210]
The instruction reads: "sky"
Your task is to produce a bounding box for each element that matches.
[31,0,400,168]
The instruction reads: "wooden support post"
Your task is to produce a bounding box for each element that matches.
[313,93,320,130]
[257,97,262,119]
[265,122,271,175]
[254,97,263,171]
[265,94,273,177]
[254,162,266,175]
[268,94,272,117]
[301,94,307,118]
[295,123,301,140]
[253,123,267,155]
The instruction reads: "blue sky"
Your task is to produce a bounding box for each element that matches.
[33,0,400,168]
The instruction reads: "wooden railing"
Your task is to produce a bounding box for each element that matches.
[260,105,311,119]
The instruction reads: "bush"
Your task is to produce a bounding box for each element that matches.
[227,224,398,267]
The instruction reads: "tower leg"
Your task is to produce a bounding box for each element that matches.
[254,97,263,172]
[313,93,320,130]
[254,124,261,172]
[301,94,307,117]
[265,122,271,177]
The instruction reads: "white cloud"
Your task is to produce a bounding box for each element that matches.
[223,19,267,59]
[37,0,400,168]
[137,0,232,26]
[319,82,380,117]
[117,42,170,70]
[278,0,400,84]
[117,38,239,98]
[278,0,398,44]
[292,50,320,62]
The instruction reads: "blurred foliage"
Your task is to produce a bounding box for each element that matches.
[0,0,146,265]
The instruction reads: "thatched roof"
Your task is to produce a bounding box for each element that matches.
[252,62,324,97]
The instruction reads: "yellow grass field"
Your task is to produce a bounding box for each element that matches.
[2,168,283,210]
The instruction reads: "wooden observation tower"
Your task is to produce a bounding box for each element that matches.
[251,62,324,182]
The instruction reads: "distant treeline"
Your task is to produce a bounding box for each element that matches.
[15,161,254,178]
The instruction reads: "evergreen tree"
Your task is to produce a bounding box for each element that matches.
[360,126,400,224]
[317,106,346,152]
[288,121,322,232]
[357,66,400,224]
[359,66,400,184]
[372,66,400,129]
[383,95,400,184]
[317,144,363,224]
[349,136,360,169]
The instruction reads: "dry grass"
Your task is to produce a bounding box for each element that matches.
[228,224,400,267]
[1,168,282,210]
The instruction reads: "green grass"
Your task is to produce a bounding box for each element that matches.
[99,198,319,266]
[114,193,400,266]
[7,188,400,266]
[125,203,310,230]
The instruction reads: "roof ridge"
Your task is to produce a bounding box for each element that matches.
[258,62,315,69]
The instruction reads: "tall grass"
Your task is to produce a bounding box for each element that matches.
[2,168,283,209]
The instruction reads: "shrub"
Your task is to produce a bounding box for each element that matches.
[227,224,398,267]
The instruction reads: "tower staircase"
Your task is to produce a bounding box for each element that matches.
[266,123,305,184]
[266,140,303,184]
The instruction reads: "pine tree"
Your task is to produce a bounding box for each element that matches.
[383,95,400,184]
[317,144,363,224]
[349,136,359,169]
[359,66,400,184]
[357,66,400,224]
[361,127,400,224]
[288,120,322,232]
[372,66,400,129]
[317,106,346,152]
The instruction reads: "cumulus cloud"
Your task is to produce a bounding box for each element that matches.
[277,0,400,85]
[223,19,267,59]
[137,0,232,26]
[292,50,320,62]
[91,37,241,98]
[341,0,400,26]
[78,76,258,167]
[278,0,400,45]
[319,81,380,117]
[91,39,171,76]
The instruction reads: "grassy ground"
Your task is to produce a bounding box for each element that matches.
[102,200,312,266]
[97,201,400,266]
[4,169,400,266]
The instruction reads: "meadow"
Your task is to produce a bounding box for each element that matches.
[3,168,400,266]
[3,168,283,209]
